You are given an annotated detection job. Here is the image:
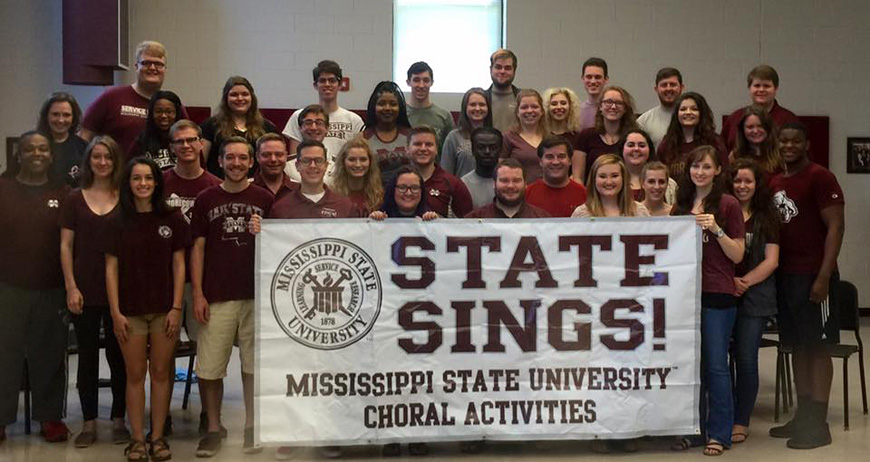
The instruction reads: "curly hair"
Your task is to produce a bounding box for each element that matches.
[37,92,83,137]
[542,87,582,133]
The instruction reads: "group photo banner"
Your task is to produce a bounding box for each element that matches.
[255,217,702,445]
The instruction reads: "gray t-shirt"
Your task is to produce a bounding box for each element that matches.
[461,171,495,210]
[407,103,454,147]
[490,88,517,132]
[441,129,475,177]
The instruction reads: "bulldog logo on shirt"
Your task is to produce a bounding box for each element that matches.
[158,225,173,239]
[772,190,798,223]
[271,238,382,350]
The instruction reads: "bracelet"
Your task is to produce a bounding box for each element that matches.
[171,306,182,312]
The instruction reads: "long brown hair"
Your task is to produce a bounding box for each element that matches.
[672,145,727,222]
[330,137,384,212]
[659,92,718,168]
[80,136,124,189]
[732,107,783,174]
[730,158,780,244]
[585,154,637,217]
[214,76,268,143]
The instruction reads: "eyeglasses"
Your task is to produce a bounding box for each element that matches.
[138,60,166,70]
[317,77,339,85]
[298,157,326,166]
[396,185,422,194]
[170,137,199,146]
[302,119,327,128]
[601,100,625,108]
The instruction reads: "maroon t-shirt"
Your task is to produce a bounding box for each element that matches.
[269,187,363,219]
[465,201,551,219]
[346,190,372,216]
[163,169,222,224]
[190,184,274,302]
[82,85,188,154]
[525,179,587,218]
[659,136,729,179]
[252,171,298,201]
[104,210,190,316]
[721,100,800,152]
[0,179,69,289]
[59,189,118,306]
[770,162,844,274]
[574,128,621,177]
[501,130,542,183]
[424,165,474,218]
[696,194,745,295]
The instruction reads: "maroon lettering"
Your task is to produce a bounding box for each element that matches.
[599,299,644,350]
[500,236,557,288]
[391,237,435,289]
[547,300,592,350]
[450,301,475,353]
[558,235,612,287]
[446,236,501,289]
[620,234,669,286]
[398,301,442,353]
[483,300,540,352]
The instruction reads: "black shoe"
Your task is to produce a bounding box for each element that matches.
[787,422,832,449]
[198,412,228,439]
[769,416,805,438]
[408,442,429,456]
[382,443,401,457]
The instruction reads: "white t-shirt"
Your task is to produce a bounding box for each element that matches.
[282,106,365,160]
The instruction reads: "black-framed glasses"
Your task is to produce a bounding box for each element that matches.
[298,157,326,166]
[396,185,422,194]
[138,60,166,70]
[170,137,199,146]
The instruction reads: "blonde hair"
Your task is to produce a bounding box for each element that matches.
[331,138,384,212]
[135,40,166,61]
[585,154,637,217]
[542,87,582,133]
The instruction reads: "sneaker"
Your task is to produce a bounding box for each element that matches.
[198,412,228,439]
[196,431,222,458]
[74,430,97,448]
[382,443,401,457]
[41,420,70,442]
[274,446,295,460]
[787,422,832,449]
[243,427,263,454]
[112,425,131,444]
[319,446,343,458]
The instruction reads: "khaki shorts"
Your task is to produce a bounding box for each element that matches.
[128,313,168,336]
[195,299,255,380]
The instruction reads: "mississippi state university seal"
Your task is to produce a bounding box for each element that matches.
[271,238,382,350]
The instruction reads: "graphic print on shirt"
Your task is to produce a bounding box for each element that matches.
[206,202,264,246]
[773,190,798,223]
[166,193,195,223]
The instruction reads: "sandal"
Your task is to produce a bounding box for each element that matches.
[670,436,700,451]
[124,440,149,462]
[149,437,172,462]
[731,431,748,444]
[704,440,725,456]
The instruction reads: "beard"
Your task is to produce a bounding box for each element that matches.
[496,189,524,207]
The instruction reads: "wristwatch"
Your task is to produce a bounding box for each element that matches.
[714,228,725,238]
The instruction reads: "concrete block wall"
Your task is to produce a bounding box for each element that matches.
[2,0,868,304]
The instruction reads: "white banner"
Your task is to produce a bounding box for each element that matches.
[255,217,701,445]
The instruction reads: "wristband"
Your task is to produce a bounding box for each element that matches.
[171,306,182,312]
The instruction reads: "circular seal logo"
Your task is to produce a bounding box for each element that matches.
[158,225,172,238]
[271,238,382,350]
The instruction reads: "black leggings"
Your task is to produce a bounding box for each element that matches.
[72,306,126,420]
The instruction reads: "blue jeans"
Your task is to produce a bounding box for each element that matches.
[700,306,737,447]
[731,314,767,426]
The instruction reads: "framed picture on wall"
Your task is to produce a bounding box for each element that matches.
[847,137,870,174]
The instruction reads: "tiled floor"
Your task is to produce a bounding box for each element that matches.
[2,322,868,461]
